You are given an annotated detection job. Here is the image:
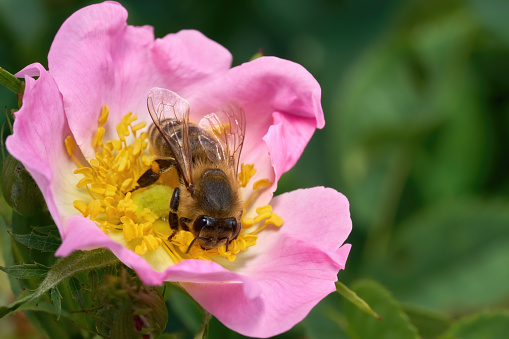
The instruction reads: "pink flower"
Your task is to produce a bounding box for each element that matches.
[6,2,351,338]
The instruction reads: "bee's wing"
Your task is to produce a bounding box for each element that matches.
[198,102,246,177]
[147,87,193,186]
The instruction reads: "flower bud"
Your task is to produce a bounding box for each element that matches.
[2,154,47,216]
[95,272,168,339]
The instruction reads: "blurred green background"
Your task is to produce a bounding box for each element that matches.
[1,0,509,338]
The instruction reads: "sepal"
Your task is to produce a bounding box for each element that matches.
[2,154,47,216]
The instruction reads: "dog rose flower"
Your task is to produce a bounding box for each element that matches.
[5,2,352,337]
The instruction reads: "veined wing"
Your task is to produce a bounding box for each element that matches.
[198,102,246,177]
[147,87,193,187]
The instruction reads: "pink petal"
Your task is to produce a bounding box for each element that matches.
[183,187,352,337]
[188,56,324,204]
[6,63,80,233]
[56,215,261,296]
[48,2,232,159]
[269,186,352,251]
[55,187,351,338]
[264,112,319,181]
[184,239,344,338]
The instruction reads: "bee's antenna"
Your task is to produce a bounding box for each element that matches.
[186,236,201,254]
[225,238,231,253]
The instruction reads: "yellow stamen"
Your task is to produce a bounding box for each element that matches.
[69,107,284,266]
[253,178,272,190]
[132,122,147,133]
[65,136,76,156]
[116,122,129,142]
[243,177,273,215]
[243,204,284,235]
[254,205,273,222]
[64,136,83,167]
[74,167,94,177]
[265,213,284,227]
[76,177,94,188]
[98,106,109,127]
[73,200,88,217]
[93,127,105,148]
[239,163,256,188]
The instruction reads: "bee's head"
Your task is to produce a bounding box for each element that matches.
[188,215,239,251]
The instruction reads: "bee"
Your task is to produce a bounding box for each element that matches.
[133,87,246,253]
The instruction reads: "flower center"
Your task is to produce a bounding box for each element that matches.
[66,107,283,264]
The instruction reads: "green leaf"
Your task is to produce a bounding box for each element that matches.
[331,8,485,232]
[378,198,509,311]
[0,248,118,318]
[403,304,450,339]
[301,293,348,339]
[440,312,509,339]
[342,280,419,339]
[50,287,62,320]
[10,231,61,252]
[31,225,61,238]
[0,67,22,94]
[468,0,509,44]
[88,269,99,297]
[68,276,84,308]
[166,283,202,334]
[0,263,49,279]
[336,281,381,320]
[20,300,70,319]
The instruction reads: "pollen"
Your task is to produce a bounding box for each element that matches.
[68,106,284,267]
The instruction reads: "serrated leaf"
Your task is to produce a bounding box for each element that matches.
[50,287,62,320]
[20,300,70,319]
[336,281,380,320]
[88,269,99,297]
[31,225,61,238]
[0,248,118,318]
[0,263,49,279]
[10,232,61,252]
[68,276,84,308]
[440,312,509,339]
[343,280,419,339]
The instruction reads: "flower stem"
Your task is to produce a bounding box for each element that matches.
[194,311,212,339]
[0,67,22,94]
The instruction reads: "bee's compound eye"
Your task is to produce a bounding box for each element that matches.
[225,218,237,230]
[193,216,210,233]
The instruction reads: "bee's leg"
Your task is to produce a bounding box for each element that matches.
[131,158,177,192]
[179,217,192,232]
[168,187,180,240]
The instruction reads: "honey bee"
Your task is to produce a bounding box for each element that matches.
[134,88,246,253]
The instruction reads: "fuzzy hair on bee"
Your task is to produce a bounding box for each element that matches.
[132,88,246,252]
